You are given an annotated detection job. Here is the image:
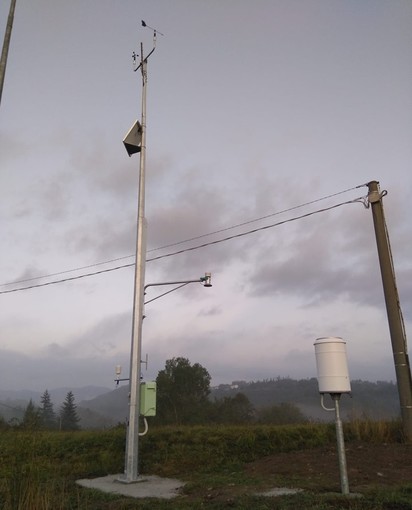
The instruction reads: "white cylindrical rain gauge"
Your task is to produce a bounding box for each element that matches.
[314,337,351,394]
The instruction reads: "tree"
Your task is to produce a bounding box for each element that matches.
[0,414,9,430]
[212,393,255,424]
[22,399,41,430]
[59,391,80,430]
[40,389,56,429]
[257,402,308,425]
[156,357,211,425]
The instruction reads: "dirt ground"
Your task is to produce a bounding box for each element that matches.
[246,442,412,492]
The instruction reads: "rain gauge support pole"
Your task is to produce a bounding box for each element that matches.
[367,180,412,443]
[332,394,349,495]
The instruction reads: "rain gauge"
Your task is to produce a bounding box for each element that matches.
[314,337,351,495]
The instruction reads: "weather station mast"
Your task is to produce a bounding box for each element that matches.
[121,20,163,483]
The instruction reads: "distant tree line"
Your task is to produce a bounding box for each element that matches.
[211,377,400,420]
[1,390,81,431]
[154,357,308,426]
[0,357,398,431]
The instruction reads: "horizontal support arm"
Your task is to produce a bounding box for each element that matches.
[145,273,211,290]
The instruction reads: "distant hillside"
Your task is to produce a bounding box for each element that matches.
[50,386,111,406]
[78,385,129,426]
[211,378,400,421]
[0,386,112,427]
[79,378,400,426]
[0,386,110,406]
[1,379,401,427]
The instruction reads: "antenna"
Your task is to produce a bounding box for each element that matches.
[141,353,148,370]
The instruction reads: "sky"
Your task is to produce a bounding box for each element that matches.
[1,0,411,393]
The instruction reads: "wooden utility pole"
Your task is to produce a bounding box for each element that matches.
[0,0,17,107]
[368,180,412,442]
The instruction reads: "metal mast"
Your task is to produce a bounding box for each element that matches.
[122,30,157,484]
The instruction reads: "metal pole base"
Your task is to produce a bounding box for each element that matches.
[332,394,350,495]
[116,475,148,484]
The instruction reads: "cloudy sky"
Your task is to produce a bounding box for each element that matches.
[1,0,411,392]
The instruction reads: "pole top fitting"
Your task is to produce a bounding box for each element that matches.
[368,189,388,204]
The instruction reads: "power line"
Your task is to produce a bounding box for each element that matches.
[0,254,136,287]
[0,263,135,295]
[0,195,366,295]
[145,183,367,253]
[146,197,366,262]
[0,183,367,289]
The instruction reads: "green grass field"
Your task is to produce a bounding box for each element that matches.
[0,421,410,509]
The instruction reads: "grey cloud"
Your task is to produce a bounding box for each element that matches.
[40,180,72,221]
[0,131,32,167]
[145,199,252,280]
[4,265,46,288]
[44,342,69,357]
[0,313,134,392]
[244,194,412,314]
[1,132,74,223]
[0,345,397,394]
[146,327,398,386]
[198,306,222,317]
[1,0,410,397]
[67,133,173,203]
[8,202,33,220]
[64,217,136,260]
[64,312,132,358]
[69,144,137,198]
[0,313,400,393]
[0,348,121,392]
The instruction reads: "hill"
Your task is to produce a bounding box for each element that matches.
[0,386,112,427]
[0,378,401,428]
[211,378,400,421]
[78,385,129,426]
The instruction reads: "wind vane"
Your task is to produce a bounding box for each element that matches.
[131,20,164,72]
[141,19,164,36]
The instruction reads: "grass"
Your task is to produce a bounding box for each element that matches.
[0,421,410,509]
[344,416,405,443]
[139,422,336,477]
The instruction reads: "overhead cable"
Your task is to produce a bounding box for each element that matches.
[0,254,136,287]
[146,196,366,262]
[146,182,367,253]
[0,196,366,295]
[0,183,367,288]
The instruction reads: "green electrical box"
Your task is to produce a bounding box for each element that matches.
[140,381,157,417]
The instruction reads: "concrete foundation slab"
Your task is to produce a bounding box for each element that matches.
[76,474,185,499]
[256,487,303,497]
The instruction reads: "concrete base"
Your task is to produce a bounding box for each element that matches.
[256,487,303,497]
[255,488,362,498]
[322,491,363,498]
[76,474,185,499]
